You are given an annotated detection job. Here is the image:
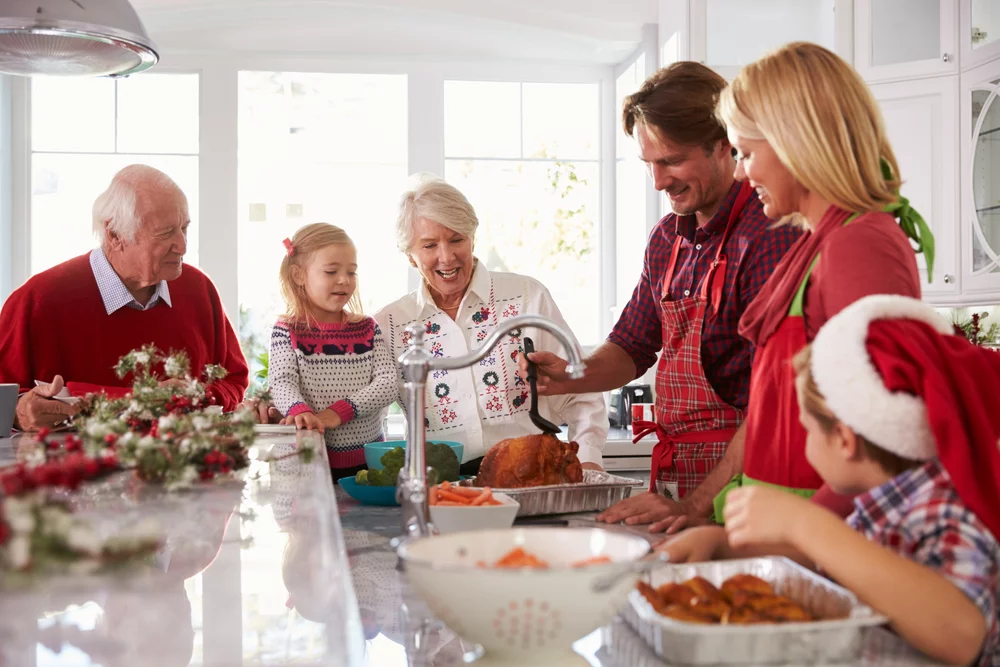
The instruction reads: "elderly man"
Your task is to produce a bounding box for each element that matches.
[523,62,800,531]
[0,164,248,430]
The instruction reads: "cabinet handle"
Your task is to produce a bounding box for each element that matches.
[942,53,951,63]
[943,274,954,284]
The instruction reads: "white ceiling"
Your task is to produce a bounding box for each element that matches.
[129,0,657,65]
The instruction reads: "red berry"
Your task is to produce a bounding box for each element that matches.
[65,436,83,452]
[0,519,9,545]
[104,434,118,445]
[37,427,50,439]
[199,469,215,481]
[82,458,100,477]
[0,474,23,496]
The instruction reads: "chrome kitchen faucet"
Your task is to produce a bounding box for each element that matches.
[396,315,585,538]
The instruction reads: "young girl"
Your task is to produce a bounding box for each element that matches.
[659,295,1000,666]
[269,223,397,479]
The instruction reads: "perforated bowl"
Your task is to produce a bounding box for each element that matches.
[397,527,651,659]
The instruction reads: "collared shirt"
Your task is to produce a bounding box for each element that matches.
[375,262,609,465]
[848,459,999,666]
[89,248,172,316]
[608,182,800,409]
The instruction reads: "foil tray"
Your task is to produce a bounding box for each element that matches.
[459,469,643,517]
[622,556,889,665]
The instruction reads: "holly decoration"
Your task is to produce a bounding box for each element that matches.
[472,307,490,324]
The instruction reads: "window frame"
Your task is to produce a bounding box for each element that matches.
[7,55,618,348]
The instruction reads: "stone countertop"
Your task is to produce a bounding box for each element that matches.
[0,432,940,667]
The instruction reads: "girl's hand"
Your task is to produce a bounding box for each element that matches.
[654,526,727,563]
[723,486,813,549]
[292,411,325,433]
[317,409,342,430]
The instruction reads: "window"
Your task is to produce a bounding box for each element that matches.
[30,74,200,275]
[443,81,601,344]
[615,57,651,320]
[237,72,408,384]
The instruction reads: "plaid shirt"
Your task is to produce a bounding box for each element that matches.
[848,459,1000,666]
[89,248,172,315]
[608,182,800,409]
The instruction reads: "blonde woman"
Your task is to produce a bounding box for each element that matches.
[268,223,397,479]
[374,176,608,474]
[650,42,935,528]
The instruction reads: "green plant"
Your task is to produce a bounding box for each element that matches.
[953,311,1000,346]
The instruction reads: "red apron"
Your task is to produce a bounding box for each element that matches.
[742,215,863,492]
[632,181,752,500]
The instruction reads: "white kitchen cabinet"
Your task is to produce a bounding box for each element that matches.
[872,77,961,301]
[960,57,1000,299]
[855,0,958,82]
[688,0,853,80]
[961,0,1000,69]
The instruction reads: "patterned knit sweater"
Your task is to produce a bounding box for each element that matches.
[268,316,397,468]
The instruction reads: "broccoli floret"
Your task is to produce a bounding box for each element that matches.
[354,469,369,485]
[426,442,461,483]
[372,447,406,486]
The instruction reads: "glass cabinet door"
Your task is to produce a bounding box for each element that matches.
[870,0,942,66]
[971,0,1000,53]
[971,83,1000,275]
[702,0,836,68]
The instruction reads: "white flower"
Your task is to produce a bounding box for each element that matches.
[139,409,153,421]
[158,415,178,432]
[203,406,223,416]
[164,357,184,378]
[138,436,157,450]
[4,498,35,534]
[134,352,150,365]
[86,421,108,438]
[7,535,30,570]
[66,524,102,556]
[192,416,211,431]
[39,506,72,536]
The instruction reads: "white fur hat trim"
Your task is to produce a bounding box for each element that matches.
[810,295,953,461]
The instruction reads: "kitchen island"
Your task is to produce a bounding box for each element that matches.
[0,432,940,666]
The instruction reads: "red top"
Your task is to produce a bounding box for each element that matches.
[803,213,922,340]
[0,253,249,410]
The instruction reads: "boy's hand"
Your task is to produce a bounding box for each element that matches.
[723,486,811,549]
[317,409,342,430]
[654,525,727,563]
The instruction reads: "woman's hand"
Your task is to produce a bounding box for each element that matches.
[654,526,728,563]
[723,486,813,549]
[581,462,604,472]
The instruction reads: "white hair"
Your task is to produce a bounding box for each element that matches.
[396,174,479,253]
[92,164,183,247]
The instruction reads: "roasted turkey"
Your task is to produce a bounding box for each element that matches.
[476,433,584,488]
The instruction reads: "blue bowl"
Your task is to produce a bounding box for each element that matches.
[338,476,399,506]
[339,474,473,507]
[364,440,464,470]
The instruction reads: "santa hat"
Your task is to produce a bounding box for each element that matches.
[811,294,1000,539]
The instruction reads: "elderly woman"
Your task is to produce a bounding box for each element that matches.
[374,176,608,473]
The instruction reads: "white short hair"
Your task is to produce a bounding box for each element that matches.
[396,174,479,253]
[92,164,183,247]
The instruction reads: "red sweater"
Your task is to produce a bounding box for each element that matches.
[0,253,248,410]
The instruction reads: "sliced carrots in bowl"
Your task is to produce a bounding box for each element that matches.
[428,481,520,534]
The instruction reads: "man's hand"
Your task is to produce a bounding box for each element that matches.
[14,375,79,431]
[723,486,812,549]
[516,350,573,395]
[654,525,728,563]
[239,397,282,424]
[596,491,709,533]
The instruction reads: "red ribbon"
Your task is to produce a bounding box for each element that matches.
[282,238,295,257]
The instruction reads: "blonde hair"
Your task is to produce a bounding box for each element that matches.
[718,42,901,221]
[396,174,478,254]
[793,345,920,477]
[279,223,364,328]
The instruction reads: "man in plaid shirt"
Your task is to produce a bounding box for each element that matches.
[522,62,799,526]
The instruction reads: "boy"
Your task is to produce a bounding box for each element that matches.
[660,295,999,666]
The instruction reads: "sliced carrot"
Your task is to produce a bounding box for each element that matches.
[571,556,613,568]
[437,489,470,504]
[448,486,482,499]
[429,486,438,504]
[435,500,467,506]
[439,480,452,491]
